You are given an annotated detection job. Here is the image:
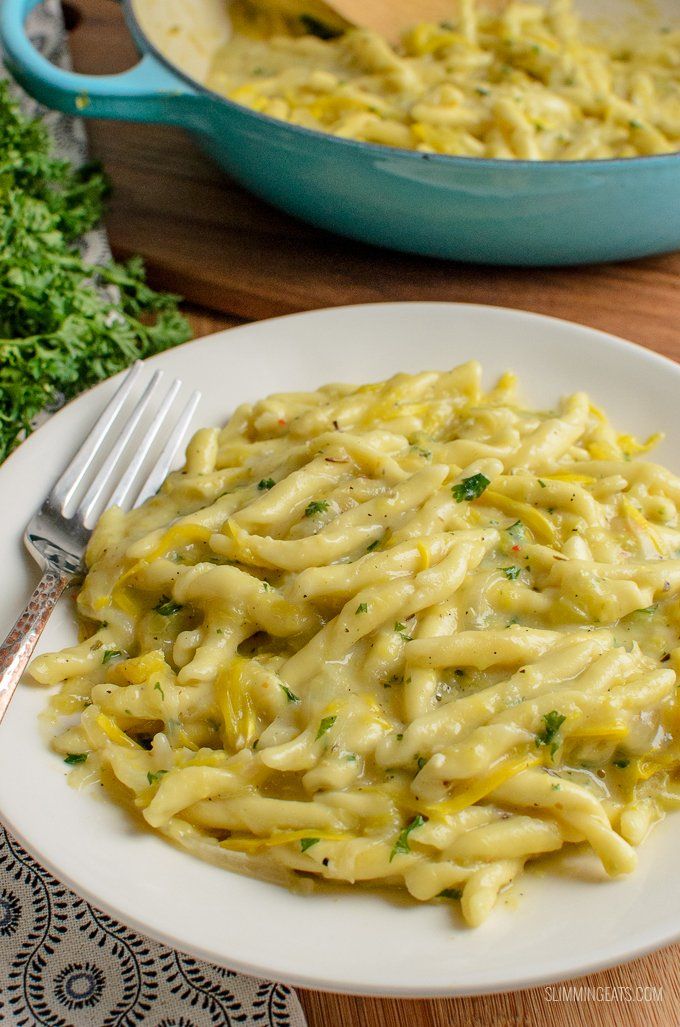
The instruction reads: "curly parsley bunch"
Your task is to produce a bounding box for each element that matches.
[0,81,191,461]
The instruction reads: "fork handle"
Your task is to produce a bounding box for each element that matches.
[0,568,70,725]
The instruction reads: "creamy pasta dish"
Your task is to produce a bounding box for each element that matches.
[33,362,680,926]
[200,0,680,160]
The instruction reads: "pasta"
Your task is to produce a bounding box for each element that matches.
[33,361,680,926]
[198,0,680,160]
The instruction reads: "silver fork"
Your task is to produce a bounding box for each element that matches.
[0,363,200,724]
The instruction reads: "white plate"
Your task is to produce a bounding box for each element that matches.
[1,303,679,997]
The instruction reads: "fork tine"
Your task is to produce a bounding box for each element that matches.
[107,378,182,511]
[134,390,201,507]
[52,361,143,514]
[77,370,165,528]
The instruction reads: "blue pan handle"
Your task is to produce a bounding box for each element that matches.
[0,0,197,122]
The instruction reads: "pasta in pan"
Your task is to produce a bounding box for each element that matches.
[33,361,680,926]
[202,0,680,160]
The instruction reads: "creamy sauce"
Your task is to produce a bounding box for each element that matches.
[198,0,680,159]
[33,362,680,926]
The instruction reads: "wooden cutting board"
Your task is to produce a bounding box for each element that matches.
[67,4,680,1025]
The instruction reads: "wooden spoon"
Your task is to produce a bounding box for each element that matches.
[251,0,457,44]
[322,0,457,42]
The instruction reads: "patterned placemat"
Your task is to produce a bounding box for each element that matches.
[0,5,306,1025]
[0,826,303,1027]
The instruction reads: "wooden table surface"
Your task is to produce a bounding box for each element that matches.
[64,3,680,1024]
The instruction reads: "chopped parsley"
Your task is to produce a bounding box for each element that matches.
[356,603,369,615]
[538,480,547,488]
[154,681,165,700]
[300,837,320,852]
[613,758,630,769]
[258,478,275,490]
[147,770,167,785]
[102,649,122,665]
[64,753,87,765]
[390,815,426,862]
[316,715,337,740]
[507,520,526,541]
[280,684,300,704]
[536,710,566,756]
[395,621,413,642]
[305,500,329,518]
[635,605,658,616]
[416,755,427,770]
[451,473,490,503]
[154,597,183,616]
[501,566,521,580]
[439,888,462,900]
[366,538,381,553]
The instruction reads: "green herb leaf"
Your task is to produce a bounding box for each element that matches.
[300,837,320,852]
[635,605,658,616]
[154,597,183,616]
[501,566,521,580]
[154,681,165,700]
[102,649,122,665]
[390,815,426,861]
[536,710,566,755]
[305,500,330,518]
[316,715,337,740]
[613,758,630,769]
[356,602,368,614]
[366,538,381,553]
[64,753,87,765]
[507,520,526,540]
[147,770,167,785]
[258,478,275,490]
[438,887,462,900]
[451,473,491,503]
[280,684,300,703]
[0,83,190,463]
[394,621,413,642]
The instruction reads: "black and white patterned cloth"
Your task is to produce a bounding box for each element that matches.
[0,5,306,1025]
[0,826,303,1027]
